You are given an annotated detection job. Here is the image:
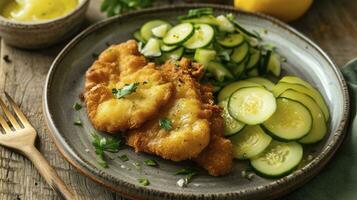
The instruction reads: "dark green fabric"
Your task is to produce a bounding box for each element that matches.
[280,59,357,200]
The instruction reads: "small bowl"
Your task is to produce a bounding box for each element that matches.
[0,0,89,49]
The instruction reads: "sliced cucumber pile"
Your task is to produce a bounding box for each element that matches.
[133,8,283,89]
[217,75,329,178]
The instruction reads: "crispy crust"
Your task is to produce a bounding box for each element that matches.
[84,40,173,133]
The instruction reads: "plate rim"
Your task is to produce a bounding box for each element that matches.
[43,4,350,200]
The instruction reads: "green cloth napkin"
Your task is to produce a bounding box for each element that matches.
[280,59,357,200]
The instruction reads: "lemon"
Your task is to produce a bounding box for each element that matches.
[234,0,313,22]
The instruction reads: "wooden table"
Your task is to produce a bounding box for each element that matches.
[0,0,357,199]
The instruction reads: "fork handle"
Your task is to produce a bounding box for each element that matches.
[22,145,76,200]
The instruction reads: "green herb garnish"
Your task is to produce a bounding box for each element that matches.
[159,118,172,131]
[101,0,155,17]
[73,102,82,111]
[138,178,150,186]
[92,133,123,168]
[118,154,129,162]
[175,167,197,185]
[144,159,158,166]
[112,83,140,99]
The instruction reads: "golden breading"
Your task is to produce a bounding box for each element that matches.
[84,40,173,133]
[126,59,211,161]
[194,89,234,176]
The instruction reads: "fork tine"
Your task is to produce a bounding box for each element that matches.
[0,115,11,133]
[0,96,21,129]
[5,92,31,127]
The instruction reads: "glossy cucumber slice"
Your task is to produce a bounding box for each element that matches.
[184,24,215,49]
[206,61,234,82]
[217,33,245,48]
[262,98,312,141]
[230,125,272,159]
[194,49,217,65]
[228,87,277,125]
[216,15,235,32]
[140,38,161,57]
[140,20,171,41]
[156,47,184,64]
[278,77,329,121]
[217,80,262,102]
[250,141,303,178]
[231,42,249,64]
[151,24,170,38]
[246,77,275,91]
[219,100,245,136]
[133,31,145,43]
[163,23,194,45]
[161,44,179,52]
[246,48,261,70]
[267,52,281,77]
[280,90,327,144]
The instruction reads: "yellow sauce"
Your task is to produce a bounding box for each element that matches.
[1,0,78,22]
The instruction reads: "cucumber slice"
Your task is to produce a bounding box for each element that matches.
[133,31,145,43]
[258,50,272,75]
[246,77,275,91]
[206,61,234,82]
[247,67,259,77]
[216,15,235,32]
[219,100,245,136]
[152,24,169,38]
[278,77,329,121]
[140,20,171,41]
[156,47,184,64]
[262,98,312,141]
[163,23,194,45]
[194,49,217,65]
[228,87,277,125]
[184,24,215,49]
[232,62,246,77]
[226,14,259,39]
[230,125,272,159]
[161,44,179,52]
[140,38,161,57]
[250,141,303,178]
[246,48,261,70]
[217,33,245,48]
[181,15,219,26]
[217,80,262,102]
[231,42,249,64]
[267,52,281,77]
[279,90,327,144]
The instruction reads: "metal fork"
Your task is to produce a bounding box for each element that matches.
[0,92,75,200]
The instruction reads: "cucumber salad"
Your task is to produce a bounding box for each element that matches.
[133,8,329,178]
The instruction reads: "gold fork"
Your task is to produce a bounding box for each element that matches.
[0,92,75,200]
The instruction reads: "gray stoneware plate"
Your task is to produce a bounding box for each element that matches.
[43,4,350,200]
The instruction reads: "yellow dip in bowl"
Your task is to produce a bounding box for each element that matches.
[1,0,78,22]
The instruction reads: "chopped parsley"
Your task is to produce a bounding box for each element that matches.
[118,154,129,162]
[92,133,124,168]
[175,167,197,186]
[73,102,82,111]
[138,178,150,186]
[112,82,140,99]
[144,159,158,167]
[159,118,172,131]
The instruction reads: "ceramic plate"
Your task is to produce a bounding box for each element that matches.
[43,4,350,200]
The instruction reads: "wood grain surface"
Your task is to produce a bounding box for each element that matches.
[0,0,356,200]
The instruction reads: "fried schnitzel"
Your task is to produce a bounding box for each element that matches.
[126,58,211,161]
[84,40,173,133]
[126,58,233,176]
